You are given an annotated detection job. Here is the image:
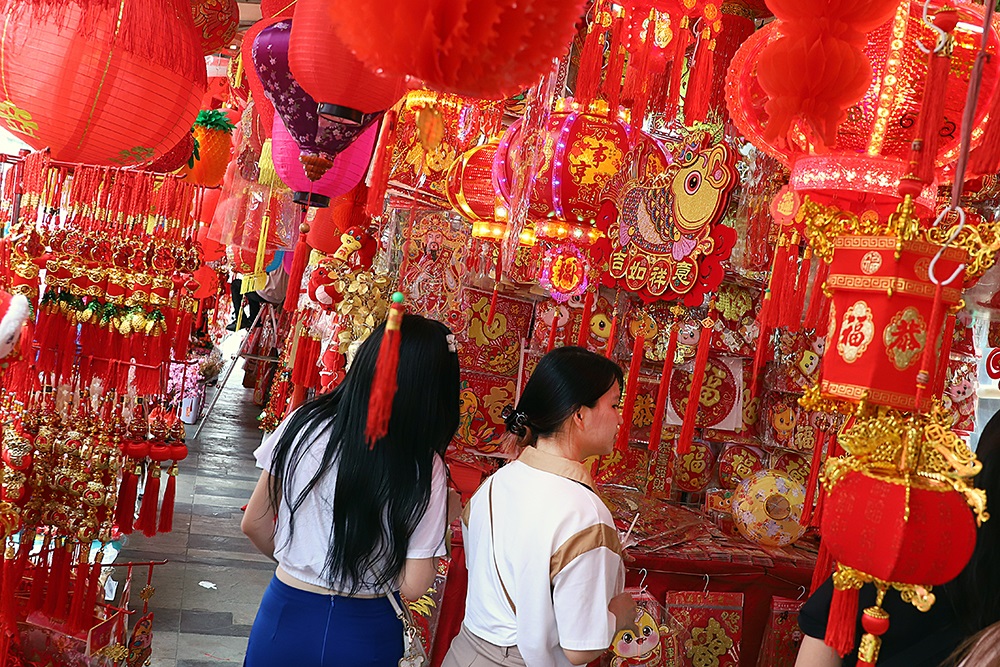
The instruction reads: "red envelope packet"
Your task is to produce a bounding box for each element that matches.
[664,591,743,667]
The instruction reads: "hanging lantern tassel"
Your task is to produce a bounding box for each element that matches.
[914,280,946,410]
[546,310,560,352]
[677,316,714,455]
[648,322,679,455]
[43,541,67,618]
[804,258,832,330]
[158,463,179,533]
[800,429,826,527]
[856,591,891,667]
[68,544,92,631]
[80,549,105,633]
[366,292,406,447]
[603,9,627,110]
[576,291,595,348]
[825,575,860,658]
[777,233,802,329]
[933,313,957,397]
[366,109,398,217]
[788,246,813,333]
[284,219,312,313]
[135,464,162,538]
[574,0,609,105]
[615,334,645,452]
[684,32,716,124]
[115,462,141,535]
[664,21,692,119]
[761,233,789,329]
[486,246,503,327]
[909,8,959,186]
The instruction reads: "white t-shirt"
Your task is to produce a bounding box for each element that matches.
[462,447,625,667]
[254,414,449,595]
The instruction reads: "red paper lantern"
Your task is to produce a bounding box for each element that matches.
[191,0,239,55]
[727,1,1000,214]
[0,0,207,166]
[288,0,406,126]
[261,0,296,18]
[327,0,587,99]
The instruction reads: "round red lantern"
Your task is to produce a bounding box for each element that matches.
[727,1,1000,218]
[191,0,240,55]
[288,0,406,126]
[306,184,370,254]
[327,0,587,99]
[0,0,207,166]
[446,139,505,238]
[495,102,637,244]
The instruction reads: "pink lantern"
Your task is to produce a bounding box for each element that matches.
[270,115,377,208]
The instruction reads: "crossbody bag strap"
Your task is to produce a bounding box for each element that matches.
[488,479,516,614]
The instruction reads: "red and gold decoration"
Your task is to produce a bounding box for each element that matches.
[190,0,240,55]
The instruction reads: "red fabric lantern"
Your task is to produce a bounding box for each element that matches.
[820,235,965,412]
[288,0,406,126]
[821,470,976,586]
[270,115,376,208]
[327,0,587,99]
[261,0,296,18]
[0,0,207,166]
[191,0,239,55]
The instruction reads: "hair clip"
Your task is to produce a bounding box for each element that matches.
[501,404,530,437]
[446,334,457,353]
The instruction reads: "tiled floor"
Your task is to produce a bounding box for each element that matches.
[119,358,270,667]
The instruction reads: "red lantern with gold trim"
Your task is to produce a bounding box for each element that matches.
[446,138,505,240]
[820,235,965,412]
[0,0,207,166]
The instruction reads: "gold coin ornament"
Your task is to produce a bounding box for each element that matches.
[730,470,807,547]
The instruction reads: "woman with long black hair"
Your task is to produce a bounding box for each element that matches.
[242,313,461,666]
[444,346,638,667]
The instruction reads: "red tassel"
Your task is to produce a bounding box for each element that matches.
[284,227,311,314]
[291,334,315,387]
[801,430,826,526]
[615,334,645,452]
[914,281,945,410]
[546,312,560,352]
[80,550,104,631]
[648,324,678,455]
[158,464,178,533]
[366,110,398,217]
[603,11,627,108]
[788,249,812,333]
[27,539,50,614]
[909,9,958,185]
[574,2,608,105]
[43,542,67,618]
[366,294,405,446]
[115,462,140,535]
[777,238,801,328]
[764,235,790,328]
[970,83,1000,175]
[826,583,860,657]
[811,542,834,595]
[604,311,619,359]
[577,291,595,348]
[664,28,692,119]
[678,319,713,455]
[68,552,92,631]
[135,465,161,538]
[684,36,716,124]
[933,313,956,399]
[804,259,831,330]
[52,543,73,621]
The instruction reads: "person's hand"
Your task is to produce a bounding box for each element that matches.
[447,488,463,525]
[609,592,639,634]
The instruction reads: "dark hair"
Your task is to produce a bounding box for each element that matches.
[945,409,1000,638]
[268,314,460,593]
[508,346,623,446]
[945,620,1000,667]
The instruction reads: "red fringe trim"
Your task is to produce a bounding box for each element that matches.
[365,301,404,446]
[284,233,311,314]
[826,583,859,657]
[576,291,594,348]
[366,110,398,217]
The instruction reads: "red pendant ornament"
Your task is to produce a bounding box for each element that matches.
[190,0,239,55]
[0,0,207,166]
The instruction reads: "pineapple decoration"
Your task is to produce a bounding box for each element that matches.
[177,109,237,188]
[145,129,197,174]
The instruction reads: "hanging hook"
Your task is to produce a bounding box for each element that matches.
[928,205,967,286]
[638,568,649,594]
[916,0,949,54]
[797,585,807,601]
[702,574,710,596]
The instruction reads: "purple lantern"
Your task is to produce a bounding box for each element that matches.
[252,19,381,180]
[271,114,377,208]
